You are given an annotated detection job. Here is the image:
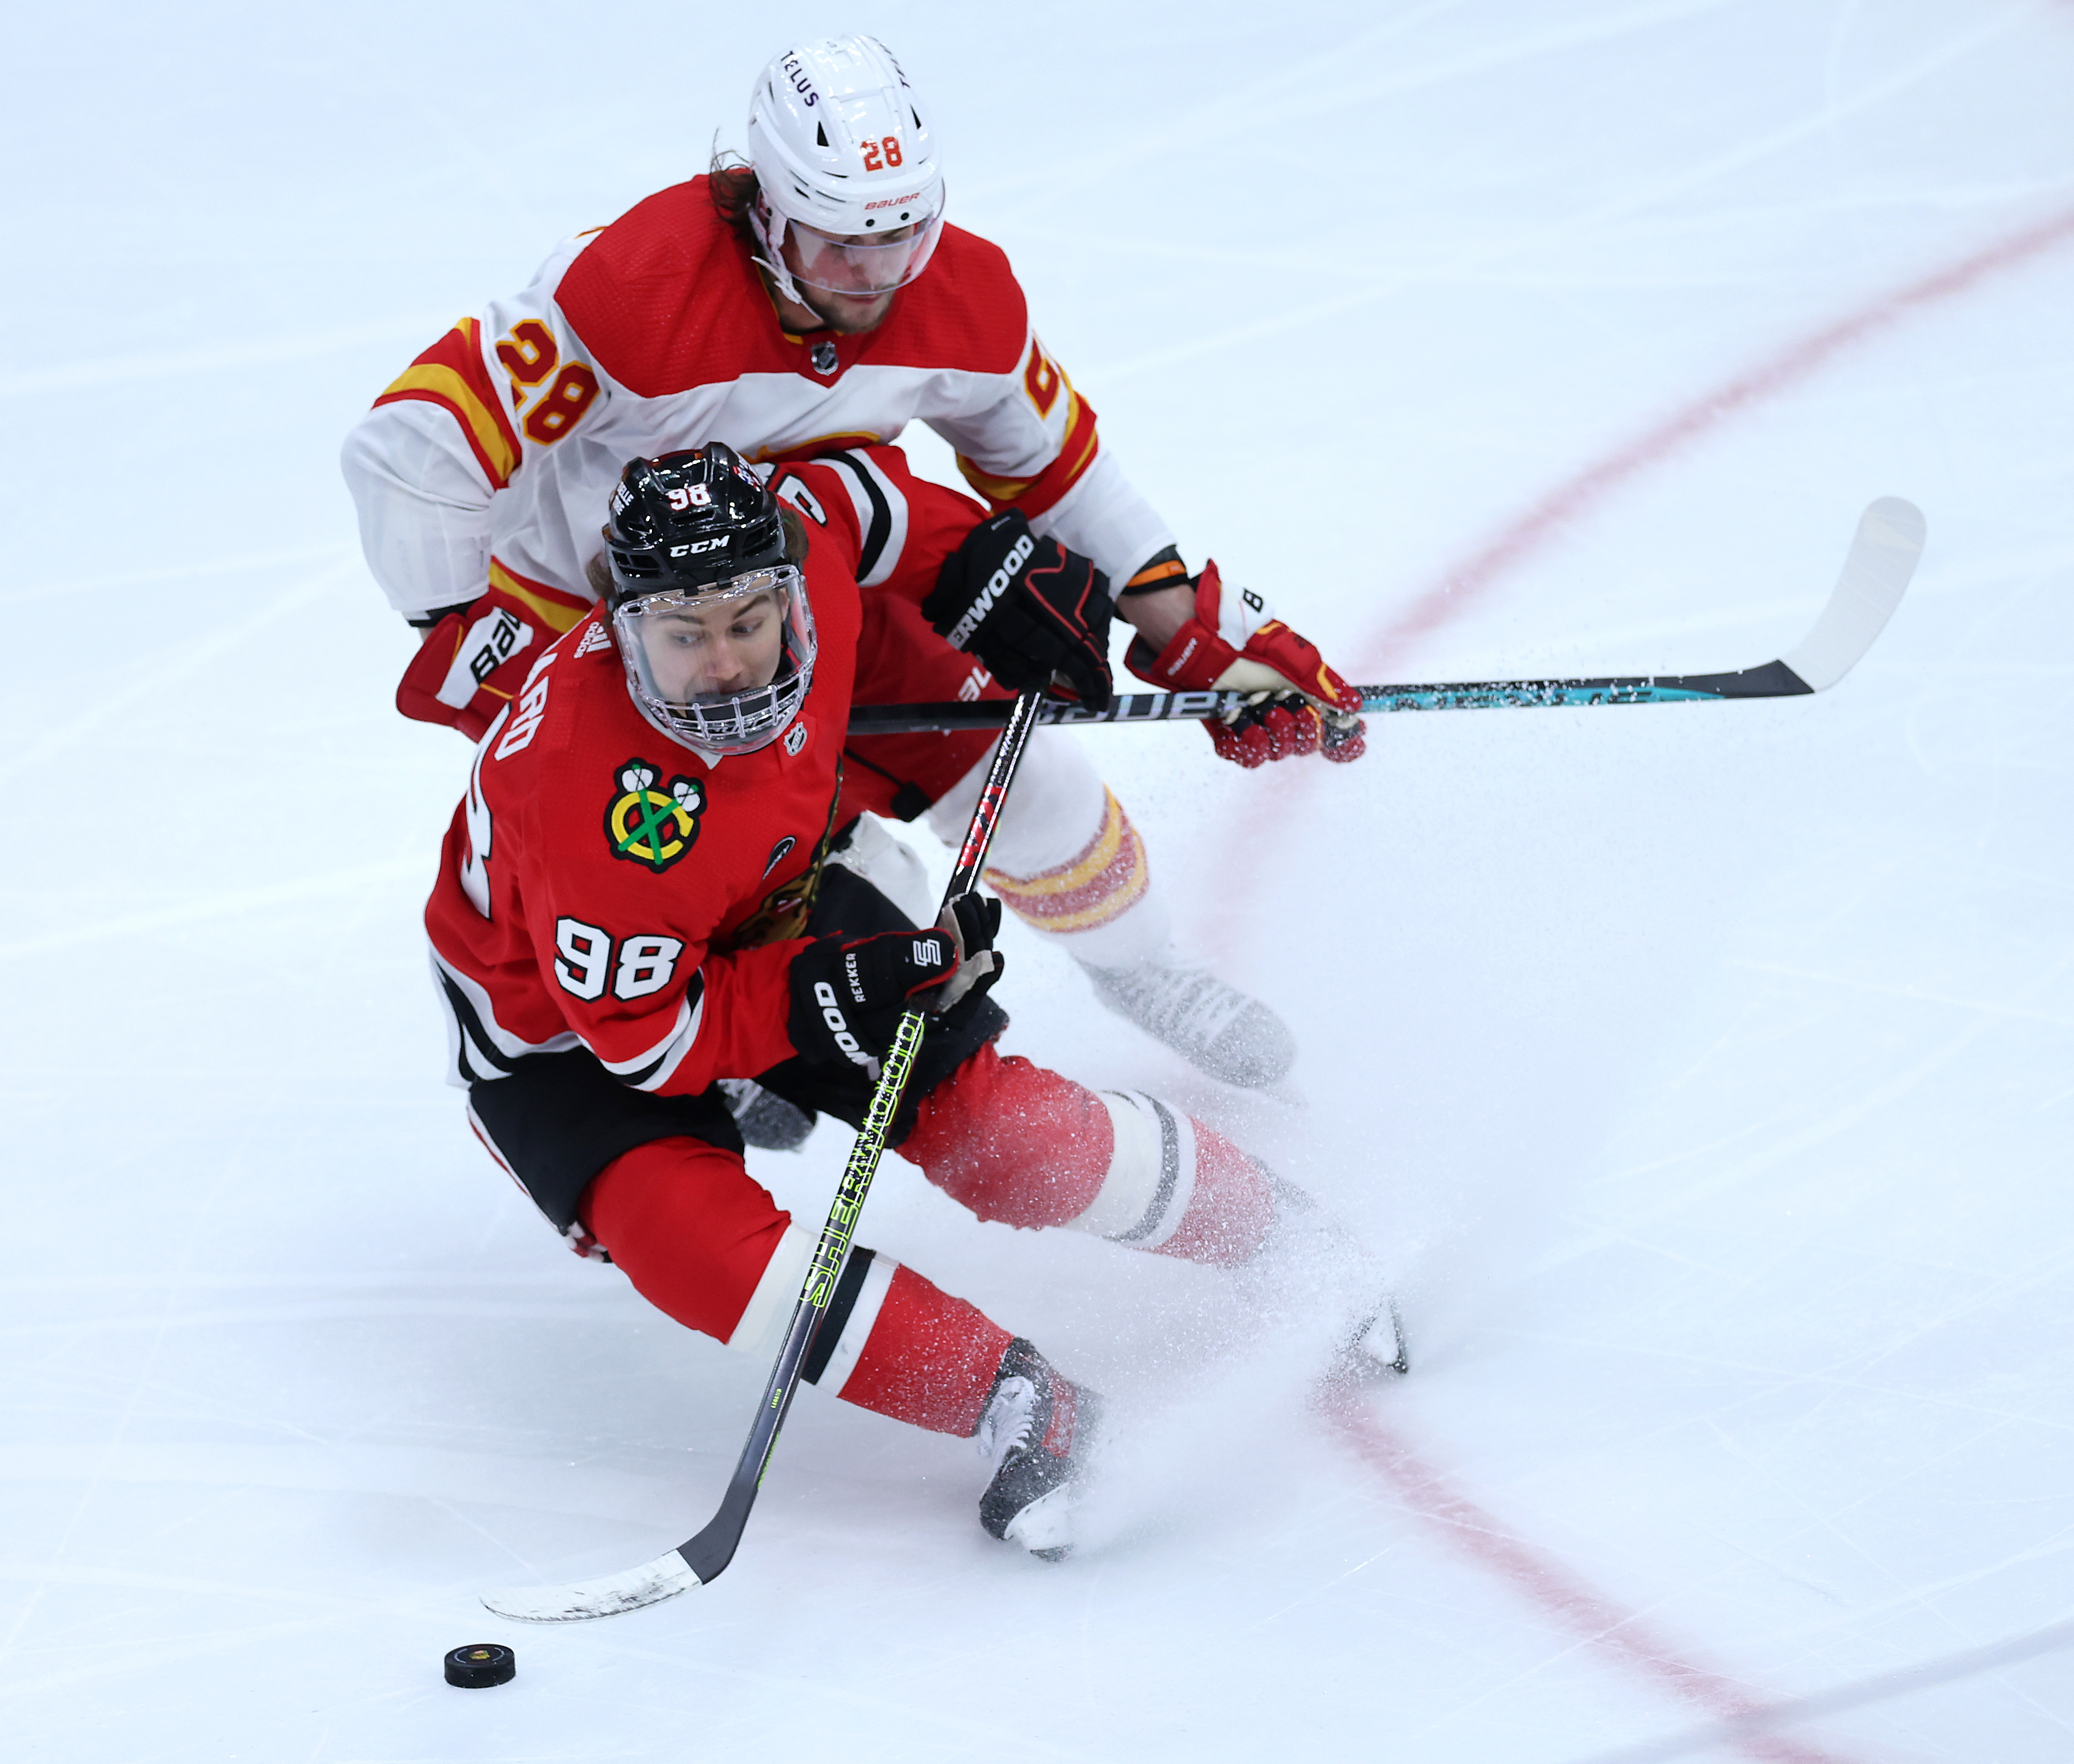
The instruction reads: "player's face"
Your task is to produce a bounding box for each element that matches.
[780,219,934,333]
[634,588,786,702]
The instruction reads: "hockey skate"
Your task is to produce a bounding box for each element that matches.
[1245,1176,1408,1376]
[1081,957,1297,1088]
[718,1080,817,1152]
[975,1339,1102,1561]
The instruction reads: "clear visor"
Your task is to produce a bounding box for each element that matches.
[785,207,944,296]
[612,565,818,756]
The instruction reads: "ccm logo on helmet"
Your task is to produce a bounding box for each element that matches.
[812,981,876,1071]
[667,536,729,558]
[945,533,1035,651]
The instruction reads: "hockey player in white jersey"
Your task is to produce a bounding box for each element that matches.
[342,33,1370,1112]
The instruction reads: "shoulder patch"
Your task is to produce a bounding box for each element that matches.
[606,759,705,871]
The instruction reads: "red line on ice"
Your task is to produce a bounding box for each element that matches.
[1203,200,2074,1751]
[1357,201,2074,675]
[1195,198,2074,969]
[1313,1377,1850,1764]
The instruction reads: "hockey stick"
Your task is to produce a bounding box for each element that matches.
[845,499,1925,736]
[481,690,1048,1623]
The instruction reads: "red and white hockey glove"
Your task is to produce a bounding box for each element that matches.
[396,584,561,741]
[1124,562,1367,768]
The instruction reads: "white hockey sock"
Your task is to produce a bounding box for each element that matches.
[724,1224,897,1398]
[1058,1091,1198,1250]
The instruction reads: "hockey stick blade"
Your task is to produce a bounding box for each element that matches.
[843,498,1926,734]
[482,1550,701,1623]
[1774,496,1923,691]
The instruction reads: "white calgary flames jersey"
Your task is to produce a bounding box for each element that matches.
[342,175,1173,623]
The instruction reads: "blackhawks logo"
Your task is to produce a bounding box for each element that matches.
[606,759,705,872]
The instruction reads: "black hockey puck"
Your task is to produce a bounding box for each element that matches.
[444,1642,516,1688]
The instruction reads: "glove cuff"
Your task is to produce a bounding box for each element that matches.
[1124,615,1240,692]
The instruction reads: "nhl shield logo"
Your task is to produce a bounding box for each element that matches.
[784,722,809,757]
[606,759,705,871]
[810,340,839,376]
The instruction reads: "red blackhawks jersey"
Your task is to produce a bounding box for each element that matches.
[344,175,1173,636]
[427,448,987,1097]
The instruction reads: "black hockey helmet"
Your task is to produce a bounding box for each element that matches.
[603,443,787,601]
[602,444,819,758]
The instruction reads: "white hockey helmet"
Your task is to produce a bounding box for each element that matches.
[745,35,946,305]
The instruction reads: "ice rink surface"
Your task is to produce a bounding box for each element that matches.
[3,2,2070,1759]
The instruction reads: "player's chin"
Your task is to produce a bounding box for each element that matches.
[809,287,898,332]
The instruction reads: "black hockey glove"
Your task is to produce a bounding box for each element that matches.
[923,512,1115,710]
[787,896,1004,1073]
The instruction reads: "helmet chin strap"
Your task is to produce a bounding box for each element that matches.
[748,197,814,314]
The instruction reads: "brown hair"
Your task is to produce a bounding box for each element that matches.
[708,147,762,252]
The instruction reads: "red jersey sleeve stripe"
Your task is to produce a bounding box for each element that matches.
[374,318,524,491]
[955,386,1101,519]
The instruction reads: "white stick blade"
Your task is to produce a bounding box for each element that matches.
[1779,497,1926,691]
[481,1549,700,1622]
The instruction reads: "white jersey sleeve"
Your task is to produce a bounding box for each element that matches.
[927,328,1174,590]
[339,234,621,618]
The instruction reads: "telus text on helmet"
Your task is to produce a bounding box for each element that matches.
[780,55,818,106]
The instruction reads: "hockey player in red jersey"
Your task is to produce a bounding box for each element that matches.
[433,442,1326,1557]
[348,33,1368,1107]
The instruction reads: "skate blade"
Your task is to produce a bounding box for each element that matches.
[1347,1299,1409,1377]
[1001,1484,1077,1560]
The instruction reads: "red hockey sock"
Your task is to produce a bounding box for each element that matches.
[1152,1122,1275,1268]
[833,1264,1014,1437]
[578,1135,1014,1438]
[902,1044,1274,1265]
